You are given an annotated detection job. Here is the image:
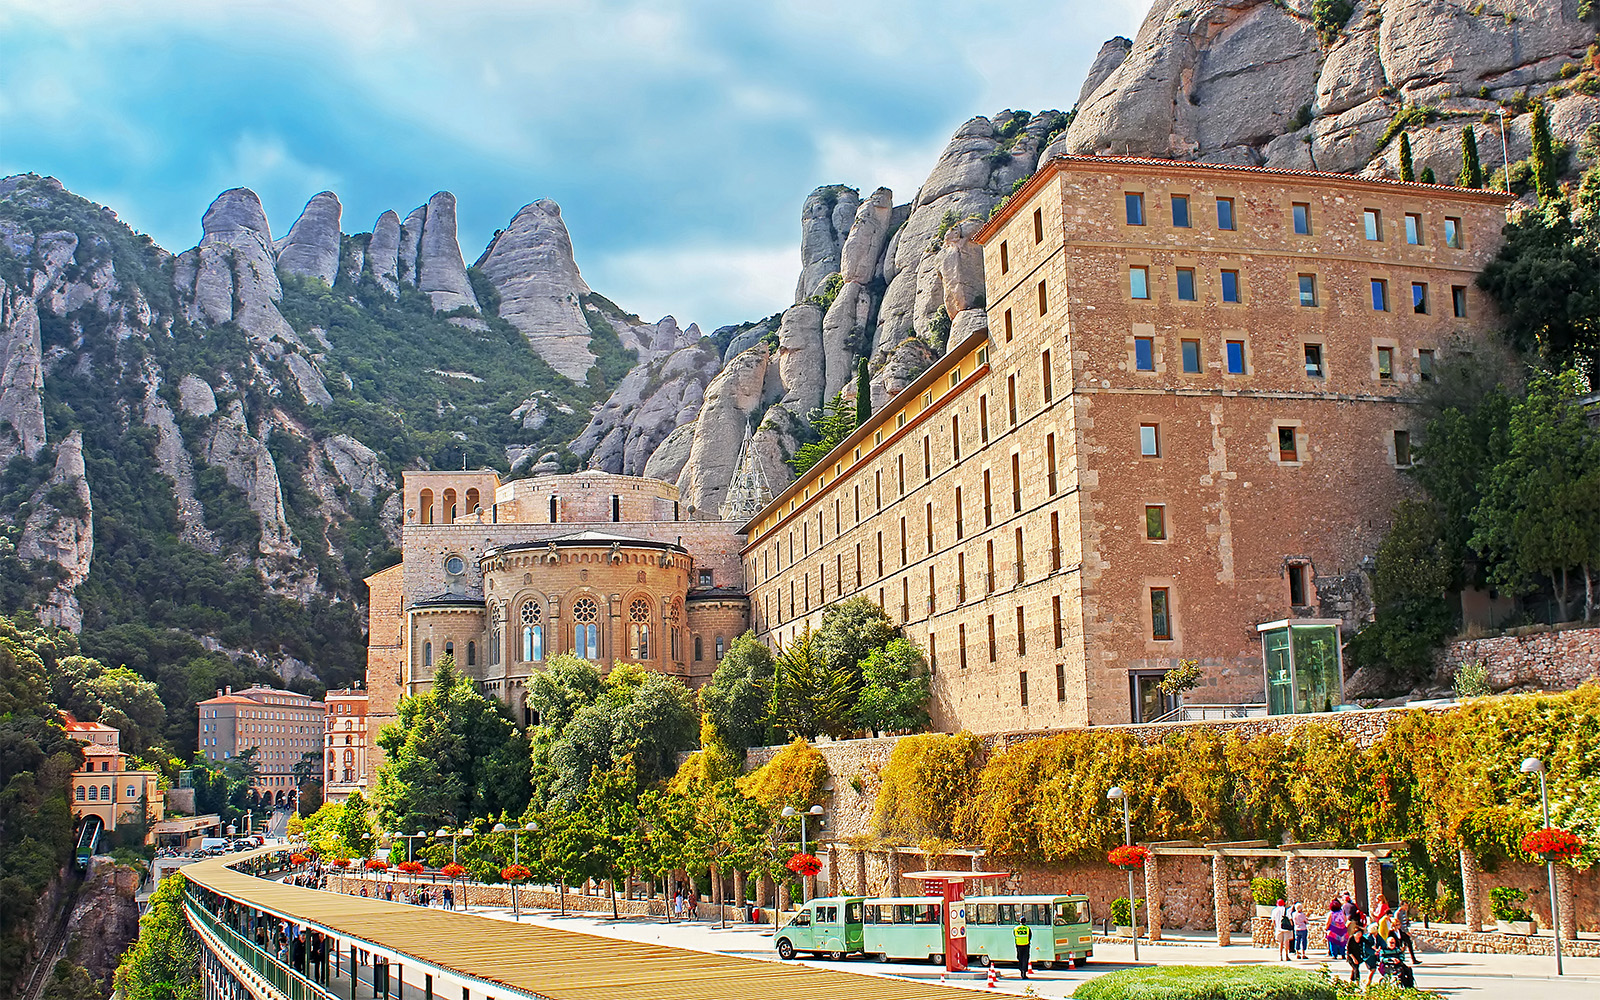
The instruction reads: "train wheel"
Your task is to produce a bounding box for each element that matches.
[830,951,847,961]
[979,954,993,967]
[930,954,944,965]
[776,939,795,960]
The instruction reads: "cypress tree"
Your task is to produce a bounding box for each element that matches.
[1459,126,1484,188]
[855,357,871,427]
[1398,132,1415,182]
[1530,102,1558,202]
[1419,166,1436,184]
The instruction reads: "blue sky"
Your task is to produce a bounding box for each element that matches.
[0,0,1146,330]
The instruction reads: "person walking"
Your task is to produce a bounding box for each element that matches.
[1272,899,1291,961]
[1395,901,1421,963]
[443,886,455,911]
[1292,903,1309,960]
[1344,914,1366,983]
[1013,920,1032,979]
[1326,900,1347,959]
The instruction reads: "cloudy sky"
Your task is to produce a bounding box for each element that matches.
[0,0,1146,330]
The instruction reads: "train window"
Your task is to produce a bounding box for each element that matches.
[972,903,997,925]
[998,903,1018,924]
[915,904,941,924]
[790,911,811,926]
[863,905,879,923]
[817,905,838,923]
[894,904,916,924]
[1028,903,1051,924]
[846,901,863,924]
[1056,900,1091,925]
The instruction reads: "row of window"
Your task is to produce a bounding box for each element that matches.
[1133,334,1437,382]
[76,784,139,801]
[1125,265,1469,317]
[1139,419,1413,466]
[1122,192,1464,248]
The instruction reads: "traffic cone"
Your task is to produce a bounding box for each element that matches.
[1028,960,1035,977]
[986,964,998,989]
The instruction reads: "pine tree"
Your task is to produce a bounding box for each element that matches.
[1460,126,1484,188]
[1399,132,1415,182]
[855,357,871,426]
[1530,102,1558,202]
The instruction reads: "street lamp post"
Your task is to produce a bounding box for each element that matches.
[492,821,539,921]
[1520,758,1563,976]
[1107,786,1139,962]
[781,804,825,902]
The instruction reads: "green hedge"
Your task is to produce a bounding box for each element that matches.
[1071,965,1442,1000]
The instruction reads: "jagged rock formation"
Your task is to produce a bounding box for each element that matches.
[412,192,481,315]
[323,434,393,501]
[203,400,299,558]
[275,191,342,285]
[1060,0,1600,179]
[17,431,93,629]
[141,368,216,551]
[478,200,595,378]
[0,280,46,464]
[796,186,862,300]
[675,343,783,515]
[367,209,402,294]
[571,340,721,475]
[1079,37,1133,107]
[174,188,299,345]
[841,337,941,414]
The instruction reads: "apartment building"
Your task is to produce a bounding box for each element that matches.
[197,685,325,807]
[322,687,369,805]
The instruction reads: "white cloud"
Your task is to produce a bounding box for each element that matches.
[588,243,796,331]
[813,130,950,203]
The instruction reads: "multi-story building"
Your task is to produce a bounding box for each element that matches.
[363,469,751,774]
[63,712,164,841]
[741,155,1511,732]
[322,687,369,804]
[196,686,325,807]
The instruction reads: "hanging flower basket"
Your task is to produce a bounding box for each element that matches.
[1520,826,1583,863]
[502,864,531,884]
[396,861,425,876]
[330,858,351,869]
[364,859,388,872]
[441,862,467,880]
[289,853,308,866]
[1108,844,1150,870]
[786,852,822,877]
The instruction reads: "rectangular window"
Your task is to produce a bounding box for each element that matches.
[836,554,843,596]
[1225,339,1247,374]
[876,532,883,576]
[1288,564,1308,607]
[1041,350,1053,402]
[923,436,931,478]
[1037,280,1048,315]
[1139,423,1160,457]
[1019,671,1029,707]
[1056,661,1066,702]
[999,241,1009,274]
[1216,196,1235,231]
[1171,195,1190,228]
[1050,511,1061,571]
[1007,375,1018,426]
[1292,202,1311,235]
[954,486,964,538]
[986,541,996,594]
[1418,349,1435,382]
[1298,274,1317,307]
[1053,595,1064,649]
[925,503,934,552]
[1017,606,1027,654]
[979,396,989,442]
[983,470,993,526]
[1176,267,1196,301]
[900,517,908,565]
[1134,336,1155,371]
[1364,209,1382,241]
[897,454,905,494]
[987,614,996,661]
[1220,269,1240,303]
[1377,346,1394,380]
[1014,526,1024,583]
[1046,434,1057,495]
[1125,192,1145,225]
[1145,504,1166,540]
[1444,217,1461,248]
[1129,265,1149,299]
[1181,338,1201,373]
[959,623,967,669]
[1452,286,1467,318]
[1371,278,1389,311]
[1032,207,1044,243]
[1010,454,1021,512]
[1278,426,1299,463]
[1394,429,1412,467]
[1003,308,1013,342]
[957,553,966,603]
[1405,213,1423,245]
[1304,343,1324,378]
[856,544,862,588]
[1150,588,1173,640]
[929,633,936,670]
[1413,282,1429,314]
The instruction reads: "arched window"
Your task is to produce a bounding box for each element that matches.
[75,786,85,801]
[87,785,97,800]
[466,640,476,666]
[629,599,652,659]
[466,487,481,514]
[101,785,111,801]
[694,635,703,661]
[423,641,433,667]
[520,602,544,662]
[420,488,435,524]
[444,640,454,663]
[573,597,600,659]
[444,488,458,521]
[716,635,725,660]
[490,628,501,665]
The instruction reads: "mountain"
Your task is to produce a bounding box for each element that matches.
[2,0,1596,693]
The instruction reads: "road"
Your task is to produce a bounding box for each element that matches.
[265,808,289,839]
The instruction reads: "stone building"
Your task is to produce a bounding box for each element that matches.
[363,469,750,772]
[63,713,164,842]
[196,685,324,807]
[741,155,1511,733]
[322,687,369,805]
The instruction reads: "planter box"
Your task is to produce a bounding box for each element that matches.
[1114,926,1136,938]
[1256,905,1276,918]
[1496,919,1535,935]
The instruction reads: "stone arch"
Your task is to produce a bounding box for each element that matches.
[627,594,653,660]
[466,487,481,513]
[420,489,435,524]
[444,488,458,521]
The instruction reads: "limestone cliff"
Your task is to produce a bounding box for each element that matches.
[16,431,93,630]
[0,279,47,465]
[478,199,595,378]
[275,191,343,286]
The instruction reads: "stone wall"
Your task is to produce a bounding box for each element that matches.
[1439,625,1600,692]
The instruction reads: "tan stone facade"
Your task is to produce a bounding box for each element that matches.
[743,156,1511,733]
[365,469,749,771]
[196,685,324,805]
[322,688,369,804]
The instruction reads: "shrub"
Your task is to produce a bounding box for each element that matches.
[1071,965,1341,999]
[872,731,983,842]
[1252,876,1287,906]
[1453,659,1492,698]
[1110,897,1134,926]
[1489,885,1530,921]
[1313,0,1355,37]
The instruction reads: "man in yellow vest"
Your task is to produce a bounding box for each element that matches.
[1013,920,1032,979]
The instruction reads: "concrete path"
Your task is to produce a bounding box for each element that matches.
[458,904,1600,997]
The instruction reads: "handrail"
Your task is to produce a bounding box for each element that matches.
[185,895,331,1000]
[1147,703,1269,725]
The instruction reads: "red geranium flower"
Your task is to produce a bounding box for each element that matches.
[1108,844,1150,869]
[441,862,467,879]
[364,859,388,871]
[1521,827,1583,863]
[396,861,425,875]
[330,858,351,868]
[786,852,822,877]
[289,853,308,865]
[502,864,532,883]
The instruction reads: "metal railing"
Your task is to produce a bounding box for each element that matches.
[186,896,331,1000]
[1147,703,1269,725]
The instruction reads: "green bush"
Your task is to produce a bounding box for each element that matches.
[1489,885,1530,921]
[1072,965,1339,1000]
[1110,897,1133,926]
[1251,876,1287,906]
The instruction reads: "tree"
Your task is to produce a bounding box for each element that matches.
[1460,126,1484,188]
[633,788,695,917]
[1399,132,1415,182]
[855,357,871,426]
[334,789,375,857]
[56,660,168,761]
[546,664,698,803]
[1530,101,1559,203]
[1471,368,1600,621]
[525,654,602,732]
[1346,500,1459,683]
[373,657,531,832]
[699,632,775,755]
[769,627,855,739]
[787,392,857,475]
[113,873,200,1000]
[815,596,899,681]
[570,757,641,919]
[853,638,931,736]
[1419,166,1436,184]
[1478,196,1600,380]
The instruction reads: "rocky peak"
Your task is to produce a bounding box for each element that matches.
[414,191,481,315]
[478,199,596,379]
[367,209,402,294]
[0,280,47,464]
[17,430,93,630]
[174,187,297,344]
[201,187,273,239]
[275,191,343,286]
[795,185,862,301]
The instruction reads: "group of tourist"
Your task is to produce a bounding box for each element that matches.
[353,880,456,909]
[1271,893,1419,987]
